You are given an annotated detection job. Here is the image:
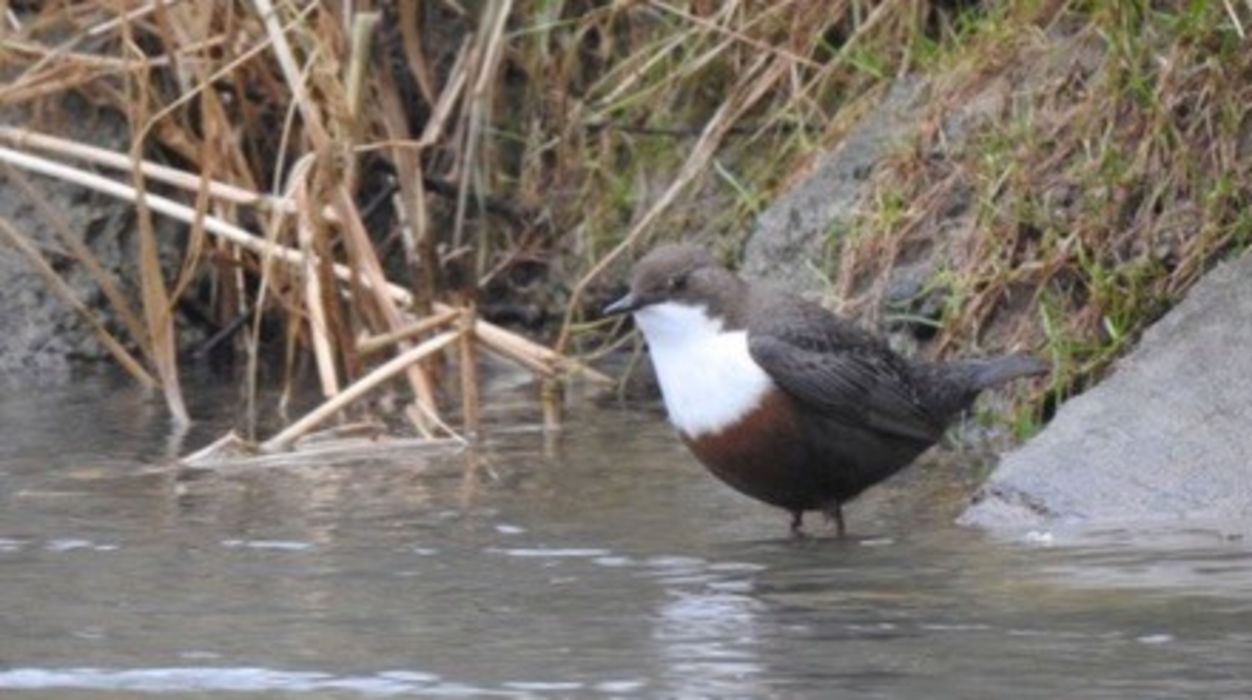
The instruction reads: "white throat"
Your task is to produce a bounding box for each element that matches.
[633,301,773,437]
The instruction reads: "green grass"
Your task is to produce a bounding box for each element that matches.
[824,0,1252,430]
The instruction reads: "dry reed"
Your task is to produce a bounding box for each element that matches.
[0,1,647,453]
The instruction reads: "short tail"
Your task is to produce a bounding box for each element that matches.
[953,353,1049,392]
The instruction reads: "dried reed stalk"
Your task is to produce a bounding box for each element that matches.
[261,328,463,452]
[376,38,472,315]
[344,11,380,126]
[290,157,340,398]
[87,0,186,37]
[357,308,460,356]
[183,432,463,471]
[0,126,281,211]
[396,1,436,105]
[0,144,608,384]
[457,305,481,436]
[451,0,513,256]
[124,36,189,425]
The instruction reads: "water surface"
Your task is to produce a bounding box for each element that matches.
[1,372,1250,697]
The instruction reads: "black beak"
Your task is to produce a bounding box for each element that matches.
[603,292,643,316]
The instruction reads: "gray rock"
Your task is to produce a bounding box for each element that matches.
[0,96,186,376]
[960,251,1252,532]
[740,78,926,298]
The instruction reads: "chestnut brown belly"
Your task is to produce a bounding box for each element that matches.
[680,388,930,512]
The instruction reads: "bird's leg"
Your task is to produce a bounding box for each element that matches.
[789,510,806,537]
[823,503,846,538]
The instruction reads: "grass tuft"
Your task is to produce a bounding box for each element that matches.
[836,1,1252,421]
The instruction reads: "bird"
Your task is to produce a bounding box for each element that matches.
[604,243,1046,536]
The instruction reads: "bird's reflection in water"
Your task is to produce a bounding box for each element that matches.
[649,555,769,696]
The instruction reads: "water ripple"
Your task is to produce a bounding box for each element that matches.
[0,667,482,696]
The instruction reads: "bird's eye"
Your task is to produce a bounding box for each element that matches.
[668,275,686,292]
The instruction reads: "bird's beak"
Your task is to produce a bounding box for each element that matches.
[603,292,643,316]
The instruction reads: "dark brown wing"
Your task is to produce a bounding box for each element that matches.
[746,295,943,445]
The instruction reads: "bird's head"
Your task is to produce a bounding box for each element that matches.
[604,243,744,341]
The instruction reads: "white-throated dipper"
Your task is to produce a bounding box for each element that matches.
[605,243,1047,536]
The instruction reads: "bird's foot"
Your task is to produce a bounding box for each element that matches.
[789,511,807,538]
[822,504,847,538]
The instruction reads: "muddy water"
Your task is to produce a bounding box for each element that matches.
[1,372,1251,698]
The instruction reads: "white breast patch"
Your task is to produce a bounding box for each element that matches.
[633,302,774,437]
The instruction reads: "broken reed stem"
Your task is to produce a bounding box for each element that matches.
[396,1,436,105]
[331,185,442,433]
[458,305,481,436]
[290,157,340,398]
[344,11,380,126]
[342,10,380,190]
[378,38,473,316]
[357,308,460,356]
[1,38,186,71]
[0,143,612,385]
[251,0,329,144]
[540,378,563,433]
[0,215,158,387]
[261,329,463,452]
[0,126,291,214]
[452,0,513,255]
[87,0,186,37]
[125,39,190,426]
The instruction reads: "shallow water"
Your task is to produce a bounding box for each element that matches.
[1,372,1251,698]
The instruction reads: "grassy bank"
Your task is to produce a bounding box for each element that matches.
[835,2,1252,431]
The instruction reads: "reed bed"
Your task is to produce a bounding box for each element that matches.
[0,1,624,451]
[0,1,936,452]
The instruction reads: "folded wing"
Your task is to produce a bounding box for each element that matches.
[747,298,943,445]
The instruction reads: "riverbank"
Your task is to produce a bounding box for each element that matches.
[1,3,1248,451]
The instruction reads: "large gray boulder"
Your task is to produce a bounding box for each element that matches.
[961,251,1252,531]
[740,78,925,298]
